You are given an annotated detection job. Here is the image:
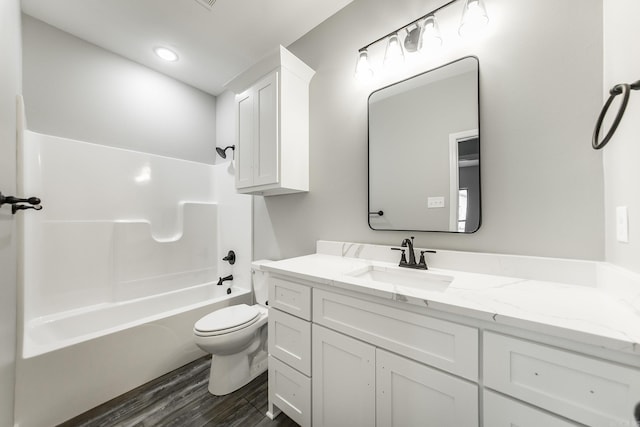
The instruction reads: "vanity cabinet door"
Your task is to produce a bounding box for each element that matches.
[484,390,580,427]
[376,349,478,427]
[312,324,375,427]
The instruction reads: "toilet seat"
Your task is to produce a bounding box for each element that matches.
[194,304,261,337]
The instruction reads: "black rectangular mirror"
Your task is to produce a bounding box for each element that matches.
[368,56,480,232]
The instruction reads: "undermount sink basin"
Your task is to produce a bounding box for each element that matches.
[346,265,453,292]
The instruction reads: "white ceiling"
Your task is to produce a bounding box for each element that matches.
[21,0,353,95]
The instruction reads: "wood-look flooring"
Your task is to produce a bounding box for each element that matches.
[58,356,297,427]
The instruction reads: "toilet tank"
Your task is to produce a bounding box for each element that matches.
[251,260,272,307]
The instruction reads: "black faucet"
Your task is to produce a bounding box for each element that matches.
[401,237,417,266]
[392,237,436,270]
[216,274,233,286]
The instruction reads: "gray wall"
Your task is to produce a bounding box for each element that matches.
[603,0,640,274]
[22,15,218,164]
[254,0,604,261]
[0,1,21,425]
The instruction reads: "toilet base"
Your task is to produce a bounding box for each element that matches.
[208,348,268,396]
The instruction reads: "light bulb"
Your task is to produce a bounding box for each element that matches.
[383,33,404,68]
[459,0,489,37]
[354,49,374,81]
[420,15,442,51]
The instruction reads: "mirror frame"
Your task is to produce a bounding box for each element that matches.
[367,56,481,233]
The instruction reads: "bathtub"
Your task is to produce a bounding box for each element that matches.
[15,284,252,427]
[22,282,250,358]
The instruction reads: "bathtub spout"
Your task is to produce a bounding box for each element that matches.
[217,275,233,286]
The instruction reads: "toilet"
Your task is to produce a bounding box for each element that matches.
[193,261,270,396]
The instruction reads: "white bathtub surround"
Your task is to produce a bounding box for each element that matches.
[264,241,640,357]
[15,129,252,427]
[21,131,223,322]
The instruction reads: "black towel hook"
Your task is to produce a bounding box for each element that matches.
[592,80,640,150]
[0,191,43,215]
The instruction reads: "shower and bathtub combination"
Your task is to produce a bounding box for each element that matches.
[13,117,253,427]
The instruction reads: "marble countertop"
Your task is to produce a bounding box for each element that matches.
[261,253,640,355]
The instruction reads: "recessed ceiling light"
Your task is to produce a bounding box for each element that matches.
[154,47,179,62]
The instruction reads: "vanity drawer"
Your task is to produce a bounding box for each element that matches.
[268,277,311,320]
[484,390,580,427]
[269,355,311,427]
[268,308,311,375]
[484,332,640,427]
[313,288,478,381]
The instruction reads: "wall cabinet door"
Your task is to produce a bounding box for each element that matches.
[376,349,478,427]
[235,89,254,189]
[252,72,278,186]
[235,72,278,189]
[312,324,375,427]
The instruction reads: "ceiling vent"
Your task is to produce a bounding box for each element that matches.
[194,0,216,11]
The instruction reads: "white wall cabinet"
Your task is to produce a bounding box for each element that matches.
[235,47,314,196]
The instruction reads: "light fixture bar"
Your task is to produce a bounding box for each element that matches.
[358,0,458,52]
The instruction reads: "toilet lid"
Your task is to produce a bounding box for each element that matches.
[194,304,260,334]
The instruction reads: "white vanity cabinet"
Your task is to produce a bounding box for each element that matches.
[235,47,314,196]
[311,288,479,427]
[266,268,640,427]
[267,273,480,427]
[267,277,312,426]
[311,322,479,427]
[484,331,640,427]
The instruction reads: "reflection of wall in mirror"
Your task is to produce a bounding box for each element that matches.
[458,137,480,232]
[369,69,477,231]
[448,131,480,232]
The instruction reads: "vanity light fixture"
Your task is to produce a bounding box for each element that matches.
[383,32,405,68]
[459,0,489,36]
[154,46,179,62]
[354,49,374,81]
[421,15,443,50]
[355,0,488,79]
